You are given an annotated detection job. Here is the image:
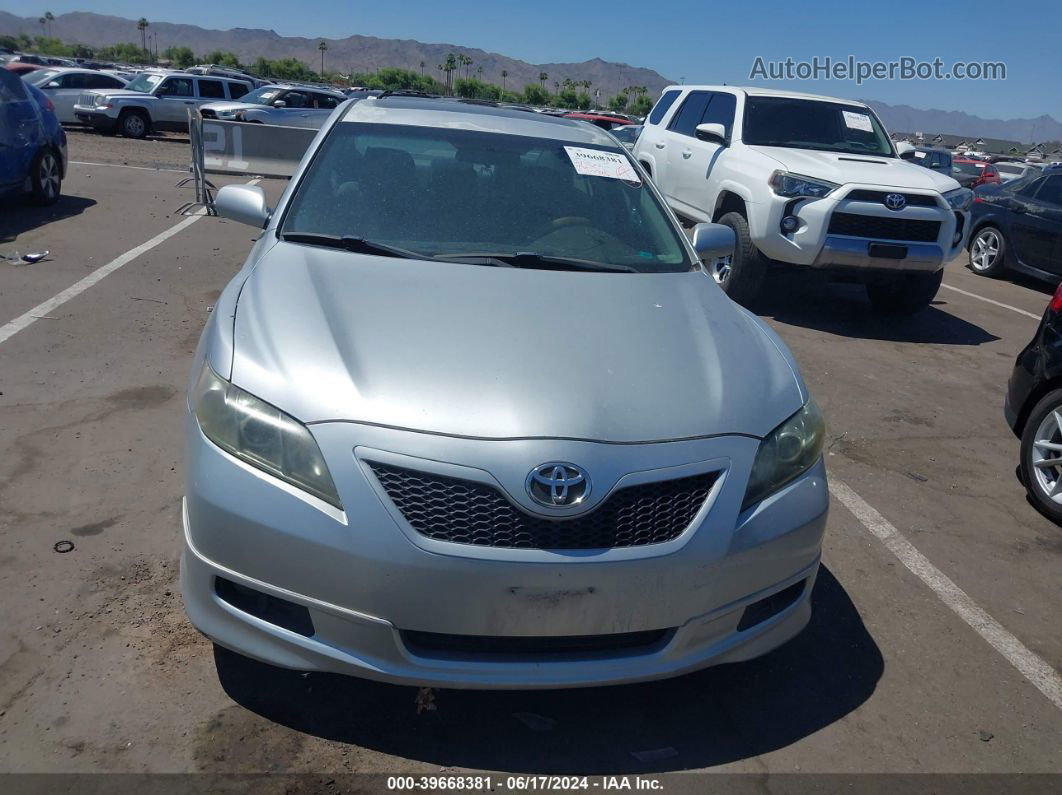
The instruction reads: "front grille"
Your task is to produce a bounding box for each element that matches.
[78,92,97,107]
[827,212,940,243]
[402,628,671,659]
[368,462,717,550]
[845,189,939,208]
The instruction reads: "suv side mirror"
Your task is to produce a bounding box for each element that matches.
[695,122,727,145]
[898,149,916,160]
[215,184,271,228]
[272,99,287,108]
[691,222,735,260]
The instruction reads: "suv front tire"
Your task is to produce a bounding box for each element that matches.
[118,110,149,139]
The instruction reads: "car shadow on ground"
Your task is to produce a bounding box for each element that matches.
[752,269,1000,346]
[214,565,883,773]
[0,195,97,244]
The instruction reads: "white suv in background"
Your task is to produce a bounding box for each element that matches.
[73,70,253,138]
[634,86,972,313]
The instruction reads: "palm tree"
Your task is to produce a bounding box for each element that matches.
[44,11,54,37]
[538,71,548,87]
[444,52,458,93]
[318,40,328,75]
[419,60,425,75]
[501,69,508,91]
[137,18,149,53]
[38,17,46,37]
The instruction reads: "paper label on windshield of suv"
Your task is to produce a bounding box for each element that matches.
[564,146,641,184]
[842,111,874,132]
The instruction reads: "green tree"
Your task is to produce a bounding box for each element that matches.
[137,18,149,53]
[97,41,152,64]
[576,92,592,110]
[251,56,274,77]
[203,49,240,68]
[630,92,653,117]
[523,83,549,105]
[163,45,196,68]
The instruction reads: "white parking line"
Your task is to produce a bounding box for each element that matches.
[70,160,188,174]
[0,214,202,346]
[829,476,1062,712]
[940,282,1041,321]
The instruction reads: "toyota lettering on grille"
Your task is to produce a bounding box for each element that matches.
[526,462,591,508]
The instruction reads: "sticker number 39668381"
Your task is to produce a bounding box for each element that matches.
[563,146,642,184]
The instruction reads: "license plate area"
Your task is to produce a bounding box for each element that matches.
[868,242,908,260]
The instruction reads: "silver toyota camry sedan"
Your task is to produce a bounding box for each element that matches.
[181,95,828,689]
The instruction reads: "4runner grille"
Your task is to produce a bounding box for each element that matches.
[827,212,940,243]
[845,190,939,208]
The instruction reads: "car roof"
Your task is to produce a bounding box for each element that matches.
[270,83,346,96]
[340,96,622,146]
[663,84,871,106]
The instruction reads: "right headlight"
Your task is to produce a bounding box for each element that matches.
[768,170,839,199]
[943,187,974,211]
[192,362,343,509]
[742,398,825,511]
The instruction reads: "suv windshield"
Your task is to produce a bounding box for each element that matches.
[240,86,283,105]
[125,73,164,93]
[953,161,984,176]
[282,122,692,272]
[743,97,895,157]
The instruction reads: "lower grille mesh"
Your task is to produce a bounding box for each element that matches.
[369,462,716,550]
[828,211,940,242]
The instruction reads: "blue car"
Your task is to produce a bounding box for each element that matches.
[968,165,1062,281]
[0,68,67,205]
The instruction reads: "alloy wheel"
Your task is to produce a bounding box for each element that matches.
[125,115,146,137]
[709,254,732,285]
[971,229,1000,271]
[39,152,59,200]
[1030,408,1062,503]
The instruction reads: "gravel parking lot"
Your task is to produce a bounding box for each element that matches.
[0,131,1060,787]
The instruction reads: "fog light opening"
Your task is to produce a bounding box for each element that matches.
[736,579,806,632]
[214,577,315,638]
[780,215,800,234]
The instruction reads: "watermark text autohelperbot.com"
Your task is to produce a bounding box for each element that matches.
[749,56,1006,85]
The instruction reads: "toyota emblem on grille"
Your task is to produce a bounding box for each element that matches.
[884,193,907,211]
[526,462,591,508]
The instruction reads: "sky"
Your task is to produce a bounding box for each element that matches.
[7,0,1060,119]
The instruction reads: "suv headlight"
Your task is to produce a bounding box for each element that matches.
[192,363,342,509]
[768,171,838,199]
[943,187,973,211]
[742,398,825,511]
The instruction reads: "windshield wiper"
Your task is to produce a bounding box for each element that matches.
[280,233,424,259]
[434,251,639,273]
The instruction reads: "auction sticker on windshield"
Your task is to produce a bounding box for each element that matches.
[841,110,874,132]
[564,146,641,184]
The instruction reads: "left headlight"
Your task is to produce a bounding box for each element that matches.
[192,363,343,509]
[943,187,974,211]
[742,398,826,511]
[768,170,838,199]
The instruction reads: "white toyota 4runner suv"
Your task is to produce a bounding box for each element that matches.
[634,86,973,312]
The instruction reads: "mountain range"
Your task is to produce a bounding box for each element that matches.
[3,10,1060,143]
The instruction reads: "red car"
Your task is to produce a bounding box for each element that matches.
[562,112,632,130]
[952,158,1001,189]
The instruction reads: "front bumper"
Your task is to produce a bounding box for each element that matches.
[751,185,967,273]
[73,109,117,131]
[182,420,828,689]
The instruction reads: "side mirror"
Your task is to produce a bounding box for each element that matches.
[272,99,287,108]
[694,122,727,145]
[215,184,271,228]
[691,222,735,260]
[45,80,61,89]
[898,149,916,160]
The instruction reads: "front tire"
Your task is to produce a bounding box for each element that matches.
[118,110,149,139]
[1020,389,1062,525]
[865,268,943,315]
[713,211,768,306]
[29,148,61,206]
[969,226,1007,277]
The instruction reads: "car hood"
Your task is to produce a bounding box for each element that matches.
[201,101,259,114]
[229,243,805,442]
[748,146,961,192]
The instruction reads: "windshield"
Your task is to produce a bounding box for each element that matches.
[239,86,283,105]
[282,122,692,272]
[952,162,983,176]
[611,126,641,144]
[743,97,895,157]
[125,73,163,93]
[23,69,60,86]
